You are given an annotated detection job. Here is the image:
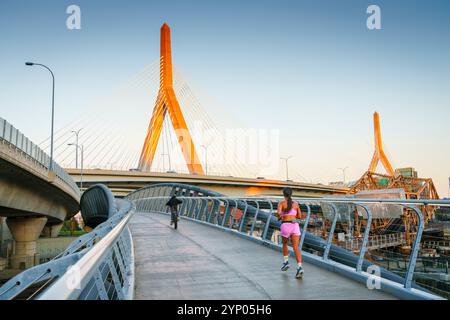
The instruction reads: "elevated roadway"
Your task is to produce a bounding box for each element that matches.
[67,168,348,198]
[0,118,80,269]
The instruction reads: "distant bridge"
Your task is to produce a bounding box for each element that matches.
[66,168,348,198]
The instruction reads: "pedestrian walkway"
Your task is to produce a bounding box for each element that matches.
[129,212,395,300]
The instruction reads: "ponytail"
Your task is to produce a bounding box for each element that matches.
[282,187,293,212]
[286,196,292,212]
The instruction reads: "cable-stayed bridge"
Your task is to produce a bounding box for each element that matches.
[36,23,346,197]
[37,24,306,180]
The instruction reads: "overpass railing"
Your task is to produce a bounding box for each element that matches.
[128,185,449,300]
[0,198,134,300]
[0,117,79,196]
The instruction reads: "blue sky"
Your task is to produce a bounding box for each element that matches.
[0,0,449,196]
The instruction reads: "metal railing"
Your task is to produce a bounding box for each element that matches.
[0,198,134,300]
[0,117,79,196]
[342,233,407,252]
[127,183,449,300]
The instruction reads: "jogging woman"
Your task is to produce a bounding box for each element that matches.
[277,187,304,278]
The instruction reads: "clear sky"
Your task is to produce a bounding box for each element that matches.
[1,0,449,197]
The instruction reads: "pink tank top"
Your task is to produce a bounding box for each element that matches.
[280,206,297,217]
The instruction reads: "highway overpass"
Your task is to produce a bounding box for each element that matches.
[66,168,348,198]
[0,118,80,269]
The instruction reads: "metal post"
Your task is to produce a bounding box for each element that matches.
[207,199,215,223]
[25,62,55,171]
[262,201,274,240]
[280,156,292,180]
[323,203,338,260]
[71,129,82,168]
[80,144,84,191]
[238,202,249,233]
[50,70,54,171]
[68,143,83,191]
[299,204,312,250]
[354,204,372,272]
[197,198,208,221]
[228,199,238,228]
[221,199,230,227]
[403,204,425,289]
[249,201,260,236]
[338,166,349,183]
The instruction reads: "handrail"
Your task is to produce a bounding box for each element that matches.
[0,196,134,300]
[261,196,450,207]
[38,209,134,299]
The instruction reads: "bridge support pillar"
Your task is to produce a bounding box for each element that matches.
[41,222,64,238]
[6,217,47,269]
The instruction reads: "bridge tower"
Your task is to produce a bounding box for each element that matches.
[138,23,204,174]
[368,111,395,175]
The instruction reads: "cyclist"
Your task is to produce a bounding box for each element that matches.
[166,195,182,226]
[277,187,304,278]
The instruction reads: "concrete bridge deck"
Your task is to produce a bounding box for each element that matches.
[129,212,395,300]
[67,168,347,198]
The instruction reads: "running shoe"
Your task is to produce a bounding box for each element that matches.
[296,266,304,279]
[281,261,290,271]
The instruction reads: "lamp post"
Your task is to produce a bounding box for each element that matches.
[338,166,349,183]
[280,156,293,181]
[201,145,209,175]
[68,143,84,191]
[25,62,55,171]
[71,129,82,169]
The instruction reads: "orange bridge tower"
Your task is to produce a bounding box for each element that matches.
[368,111,395,175]
[138,23,204,174]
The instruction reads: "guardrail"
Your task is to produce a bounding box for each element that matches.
[0,117,79,196]
[0,198,134,300]
[342,232,407,252]
[127,184,449,300]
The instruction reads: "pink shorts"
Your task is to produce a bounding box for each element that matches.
[280,222,301,238]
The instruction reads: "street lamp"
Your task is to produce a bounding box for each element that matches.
[68,143,84,191]
[201,145,209,175]
[280,156,293,181]
[338,166,349,183]
[71,128,82,169]
[25,62,55,171]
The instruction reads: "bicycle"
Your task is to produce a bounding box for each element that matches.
[167,196,183,230]
[170,210,179,229]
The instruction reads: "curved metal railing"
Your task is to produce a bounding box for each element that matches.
[127,183,449,300]
[0,117,79,196]
[0,197,134,300]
